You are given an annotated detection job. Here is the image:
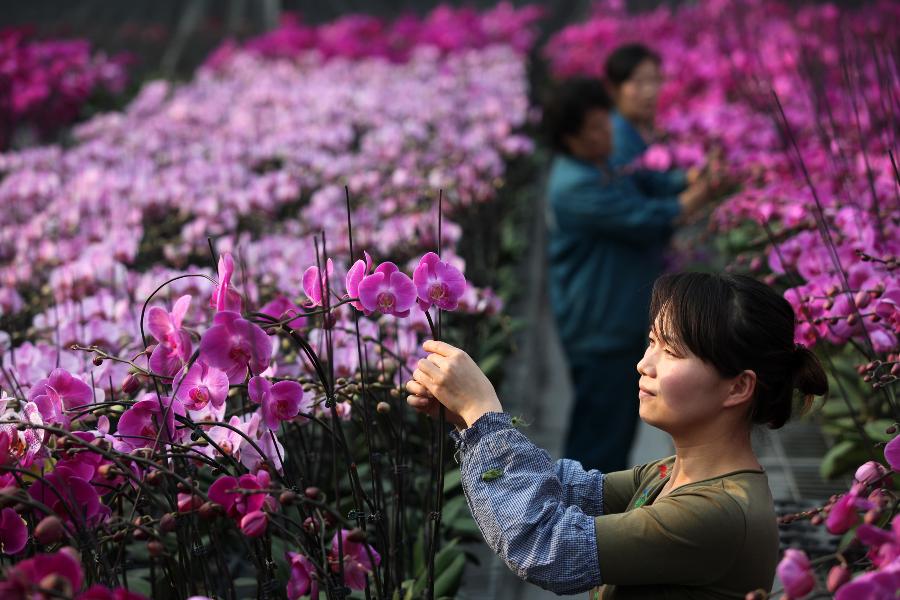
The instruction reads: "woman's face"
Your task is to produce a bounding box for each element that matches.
[636,325,736,435]
[613,59,663,124]
[564,108,612,163]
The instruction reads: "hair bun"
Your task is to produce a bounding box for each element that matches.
[792,344,828,399]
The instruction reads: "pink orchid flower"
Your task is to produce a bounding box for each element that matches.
[328,528,381,590]
[248,376,309,430]
[345,251,373,312]
[28,368,93,425]
[357,262,416,317]
[885,434,900,471]
[0,401,45,467]
[0,547,83,599]
[210,253,242,313]
[286,551,319,600]
[172,361,229,411]
[199,310,273,384]
[208,470,271,521]
[776,548,815,599]
[147,295,193,377]
[412,252,467,311]
[302,258,335,307]
[0,507,27,555]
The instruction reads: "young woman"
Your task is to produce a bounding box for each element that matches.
[406,272,828,598]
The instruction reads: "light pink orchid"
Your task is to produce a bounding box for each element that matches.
[210,253,242,313]
[147,295,193,377]
[302,258,334,307]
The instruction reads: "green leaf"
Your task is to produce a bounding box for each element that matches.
[864,419,896,442]
[411,542,461,598]
[434,553,467,598]
[820,440,869,480]
[442,468,461,494]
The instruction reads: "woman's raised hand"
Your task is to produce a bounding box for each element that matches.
[406,340,503,429]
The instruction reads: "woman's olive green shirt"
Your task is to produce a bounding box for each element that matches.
[592,456,779,599]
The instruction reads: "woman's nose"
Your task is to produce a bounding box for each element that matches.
[636,347,654,376]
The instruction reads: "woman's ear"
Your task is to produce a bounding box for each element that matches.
[723,370,756,408]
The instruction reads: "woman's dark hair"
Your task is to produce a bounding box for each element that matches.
[542,77,612,154]
[605,43,662,86]
[649,272,828,429]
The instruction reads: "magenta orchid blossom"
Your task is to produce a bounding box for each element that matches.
[413,252,467,311]
[286,551,319,600]
[0,507,28,555]
[199,311,273,384]
[147,295,193,377]
[345,251,373,313]
[260,296,306,329]
[28,368,93,425]
[114,395,185,451]
[328,529,381,590]
[248,376,309,430]
[357,262,417,317]
[208,471,272,524]
[172,362,229,411]
[210,253,242,313]
[776,549,815,600]
[0,547,83,599]
[302,258,334,307]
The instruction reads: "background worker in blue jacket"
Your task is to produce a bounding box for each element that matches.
[543,77,714,472]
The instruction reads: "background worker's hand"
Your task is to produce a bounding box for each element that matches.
[406,340,503,429]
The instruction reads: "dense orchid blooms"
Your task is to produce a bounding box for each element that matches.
[0,400,45,467]
[115,395,185,451]
[0,546,83,599]
[286,551,319,600]
[29,464,109,526]
[208,471,271,521]
[172,362,229,411]
[28,368,93,425]
[413,252,467,311]
[147,295,193,377]
[345,251,373,313]
[248,376,309,430]
[200,311,273,383]
[0,507,28,554]
[856,515,900,569]
[357,262,417,317]
[259,296,306,329]
[302,259,334,307]
[777,549,815,599]
[328,529,381,590]
[211,253,242,313]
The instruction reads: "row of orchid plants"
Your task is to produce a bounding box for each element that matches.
[547,0,899,597]
[0,26,130,150]
[0,4,543,599]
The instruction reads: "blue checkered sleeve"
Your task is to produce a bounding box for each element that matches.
[449,412,603,594]
[555,458,605,516]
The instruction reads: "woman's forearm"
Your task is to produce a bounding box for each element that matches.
[449,412,603,594]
